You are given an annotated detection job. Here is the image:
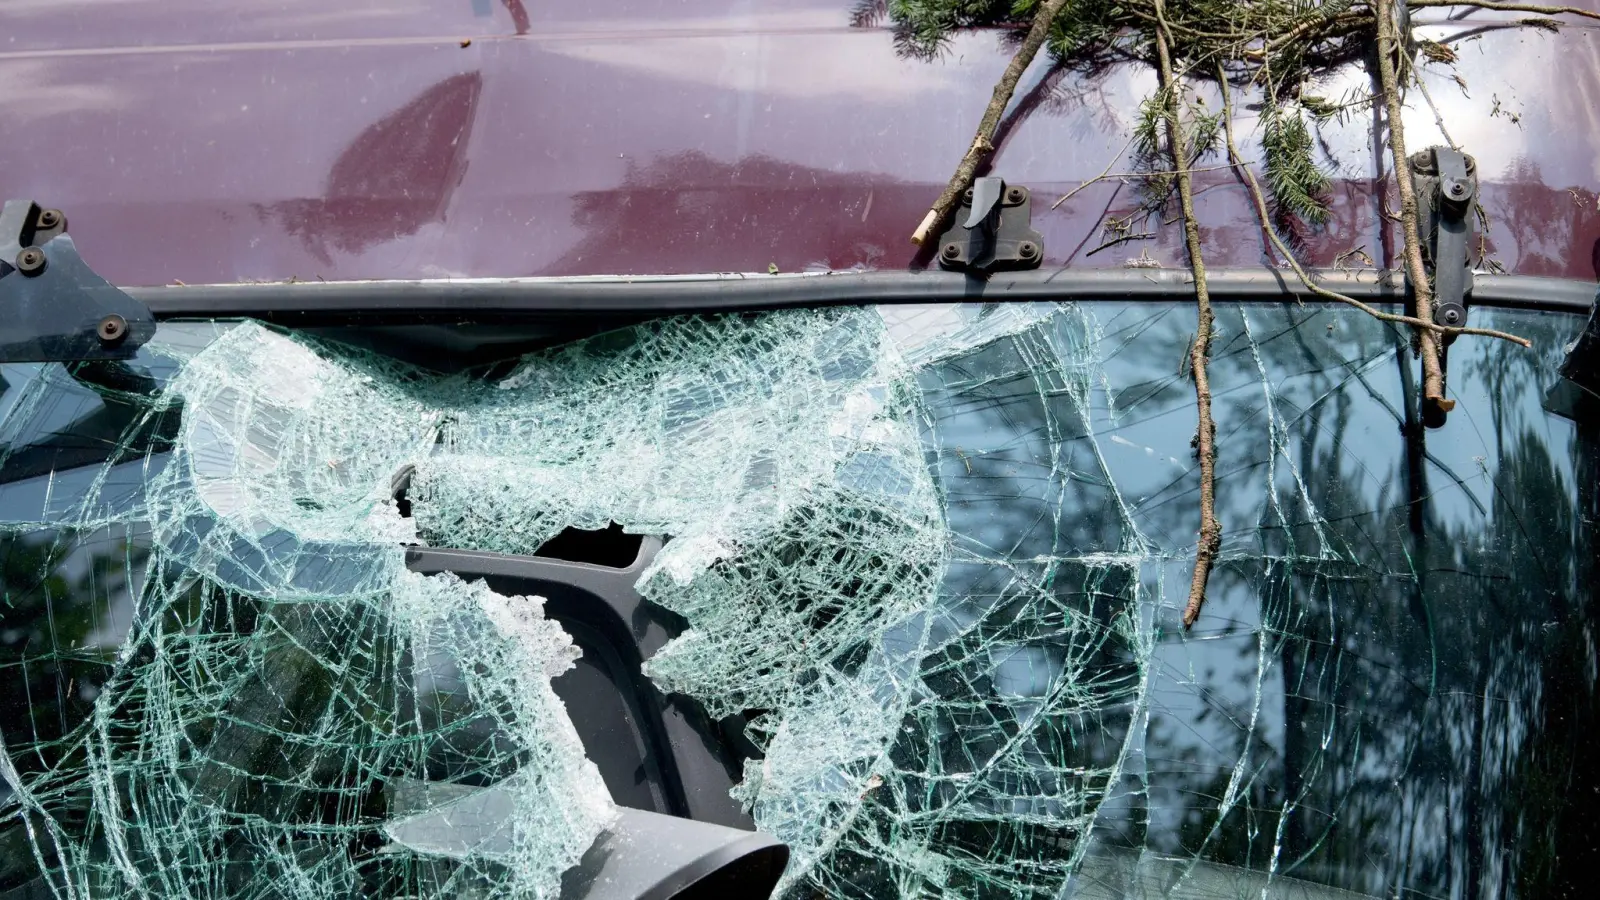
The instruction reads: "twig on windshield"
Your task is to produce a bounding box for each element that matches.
[1150,0,1221,630]
[1085,231,1159,256]
[1052,133,1139,209]
[1051,163,1234,210]
[1252,8,1371,57]
[910,0,1073,245]
[1216,66,1530,348]
[1412,72,1459,151]
[1376,0,1455,415]
[1406,0,1600,23]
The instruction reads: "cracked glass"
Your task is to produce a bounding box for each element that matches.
[1,300,1596,899]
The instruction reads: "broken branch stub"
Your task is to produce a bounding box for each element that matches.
[909,0,1073,246]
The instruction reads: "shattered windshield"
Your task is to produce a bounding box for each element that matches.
[1,299,1595,899]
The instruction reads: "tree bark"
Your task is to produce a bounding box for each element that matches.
[1150,0,1221,628]
[1375,0,1454,416]
[910,0,1074,245]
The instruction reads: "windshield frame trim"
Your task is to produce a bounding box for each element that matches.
[125,268,1596,325]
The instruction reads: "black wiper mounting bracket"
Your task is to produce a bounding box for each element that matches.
[934,177,1044,273]
[0,199,155,363]
[1408,147,1478,427]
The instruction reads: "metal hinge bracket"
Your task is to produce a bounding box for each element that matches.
[934,178,1044,273]
[0,200,155,363]
[1410,147,1477,329]
[1407,148,1478,426]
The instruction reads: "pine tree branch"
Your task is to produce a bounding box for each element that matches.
[1216,66,1531,349]
[1255,9,1372,57]
[1051,163,1235,210]
[1151,0,1221,630]
[910,0,1074,245]
[1412,70,1459,151]
[1051,132,1139,210]
[1375,0,1454,416]
[1085,230,1158,255]
[1405,0,1600,23]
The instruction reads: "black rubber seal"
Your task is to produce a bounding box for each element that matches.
[126,268,1597,325]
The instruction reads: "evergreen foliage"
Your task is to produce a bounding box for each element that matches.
[872,0,1440,232]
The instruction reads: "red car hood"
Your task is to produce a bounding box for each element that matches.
[3,0,1598,286]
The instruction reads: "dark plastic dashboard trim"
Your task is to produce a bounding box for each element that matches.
[404,542,755,831]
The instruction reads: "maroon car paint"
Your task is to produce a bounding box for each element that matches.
[2,0,1597,286]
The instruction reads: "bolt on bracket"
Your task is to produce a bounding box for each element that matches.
[0,200,155,363]
[934,178,1044,273]
[1410,147,1477,330]
[1407,148,1478,427]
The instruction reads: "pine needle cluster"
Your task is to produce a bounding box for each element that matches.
[874,0,1394,231]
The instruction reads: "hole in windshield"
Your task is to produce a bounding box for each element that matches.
[532,523,645,569]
